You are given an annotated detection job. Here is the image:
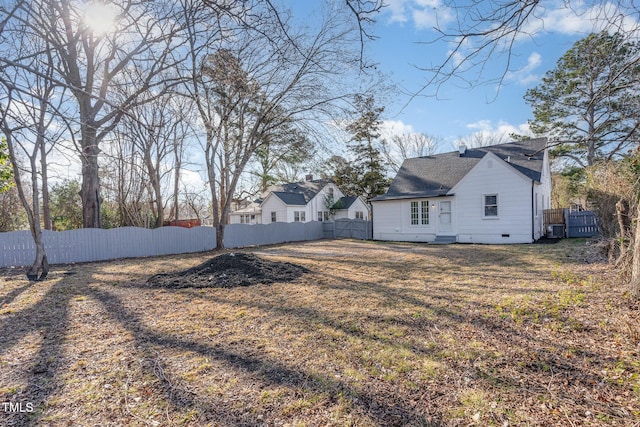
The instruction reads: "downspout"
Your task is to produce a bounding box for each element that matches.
[531,181,535,242]
[369,200,374,240]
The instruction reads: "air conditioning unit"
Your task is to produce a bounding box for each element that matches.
[547,224,564,238]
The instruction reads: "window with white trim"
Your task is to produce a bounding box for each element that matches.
[355,211,364,219]
[410,200,429,225]
[271,211,277,222]
[294,211,305,222]
[483,194,498,217]
[421,201,429,225]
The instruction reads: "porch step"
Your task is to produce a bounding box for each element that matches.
[432,235,456,244]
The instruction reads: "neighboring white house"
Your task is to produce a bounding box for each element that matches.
[228,177,370,224]
[370,138,551,244]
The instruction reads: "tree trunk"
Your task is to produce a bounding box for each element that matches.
[80,134,102,228]
[616,199,631,261]
[40,140,51,230]
[28,238,49,282]
[216,222,225,249]
[616,199,630,261]
[26,155,48,280]
[630,202,640,299]
[146,152,164,228]
[5,132,49,281]
[173,156,181,223]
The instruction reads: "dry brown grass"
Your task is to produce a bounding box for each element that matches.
[0,239,638,426]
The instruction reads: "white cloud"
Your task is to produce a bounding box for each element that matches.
[383,0,455,30]
[384,0,409,24]
[413,0,455,30]
[461,120,532,147]
[505,51,542,85]
[522,0,640,37]
[385,0,640,39]
[179,168,207,192]
[379,120,416,140]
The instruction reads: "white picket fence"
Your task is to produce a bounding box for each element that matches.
[0,221,327,268]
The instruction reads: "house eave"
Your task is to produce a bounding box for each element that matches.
[371,193,454,202]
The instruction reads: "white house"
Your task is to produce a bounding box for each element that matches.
[370,138,551,244]
[229,178,370,224]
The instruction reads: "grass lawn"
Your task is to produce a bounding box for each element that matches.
[1,239,638,426]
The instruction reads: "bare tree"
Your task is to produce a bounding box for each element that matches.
[383,132,441,172]
[415,0,640,96]
[454,132,510,149]
[115,93,191,228]
[183,2,363,248]
[250,121,316,193]
[2,0,192,228]
[167,101,196,225]
[101,135,152,227]
[0,42,66,280]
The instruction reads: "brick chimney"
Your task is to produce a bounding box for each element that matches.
[305,174,313,181]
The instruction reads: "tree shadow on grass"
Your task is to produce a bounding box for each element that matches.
[0,280,71,427]
[0,270,442,426]
[167,265,627,421]
[0,240,626,425]
[0,281,35,307]
[84,284,441,426]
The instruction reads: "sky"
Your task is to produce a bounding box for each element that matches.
[27,0,640,196]
[285,0,637,153]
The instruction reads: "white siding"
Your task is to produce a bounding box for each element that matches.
[347,197,370,220]
[260,194,288,223]
[258,183,346,224]
[372,198,439,242]
[372,150,551,244]
[333,197,370,220]
[453,152,533,243]
[228,211,261,225]
[307,183,344,221]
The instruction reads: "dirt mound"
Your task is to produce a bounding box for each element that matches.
[147,253,307,289]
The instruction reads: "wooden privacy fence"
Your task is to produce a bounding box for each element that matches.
[224,221,324,249]
[0,227,217,268]
[323,219,373,240]
[0,221,328,268]
[543,208,565,227]
[543,208,598,238]
[566,210,598,238]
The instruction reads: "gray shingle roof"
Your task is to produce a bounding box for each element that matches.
[267,179,331,205]
[372,138,547,201]
[272,192,307,205]
[337,196,358,209]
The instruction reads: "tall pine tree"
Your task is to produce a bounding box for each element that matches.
[344,95,390,199]
[525,32,640,167]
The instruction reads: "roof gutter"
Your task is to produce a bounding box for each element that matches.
[371,193,455,202]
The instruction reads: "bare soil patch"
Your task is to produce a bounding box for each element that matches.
[1,239,638,426]
[147,253,308,289]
